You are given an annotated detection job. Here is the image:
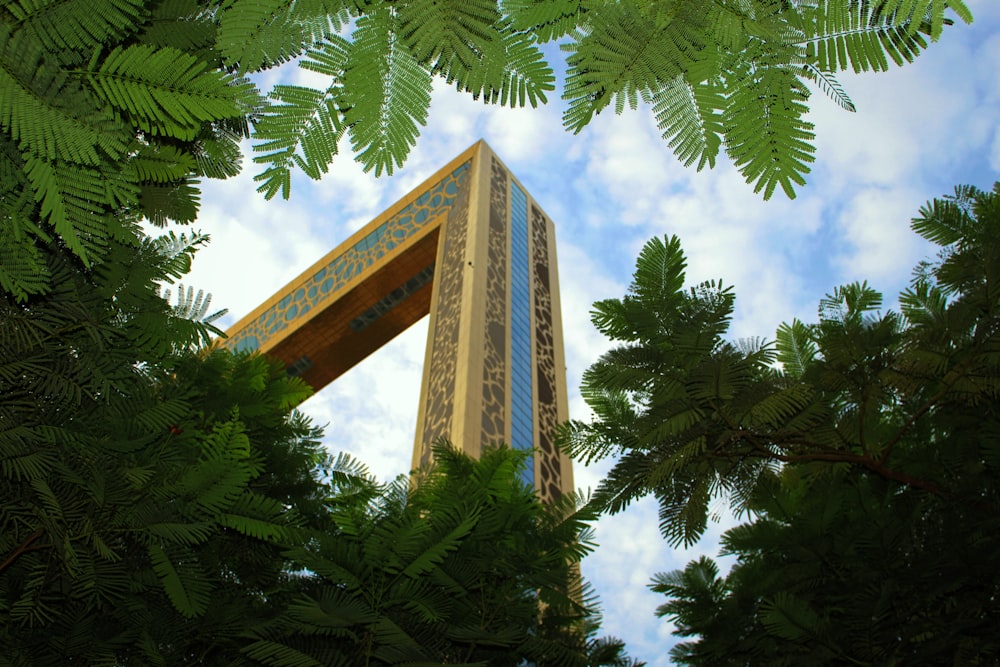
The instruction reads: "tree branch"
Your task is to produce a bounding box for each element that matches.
[767,448,949,497]
[734,428,951,498]
[0,529,45,575]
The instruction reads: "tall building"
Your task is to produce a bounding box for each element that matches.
[224,141,572,502]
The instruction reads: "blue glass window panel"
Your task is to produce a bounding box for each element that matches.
[510,183,534,488]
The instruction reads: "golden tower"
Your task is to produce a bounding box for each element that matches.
[224,141,573,501]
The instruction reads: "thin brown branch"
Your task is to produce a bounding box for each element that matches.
[771,449,949,497]
[0,529,45,575]
[735,428,951,498]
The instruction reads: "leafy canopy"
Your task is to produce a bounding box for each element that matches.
[243,0,973,200]
[565,182,1000,663]
[245,441,642,666]
[0,0,974,301]
[0,0,255,300]
[0,233,338,664]
[1,230,638,664]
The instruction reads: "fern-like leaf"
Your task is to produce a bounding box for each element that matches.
[911,184,979,246]
[217,0,351,73]
[241,640,325,667]
[875,0,972,38]
[504,0,583,43]
[793,0,965,73]
[759,591,825,641]
[399,0,500,76]
[800,62,856,111]
[400,509,480,579]
[137,0,217,52]
[146,521,214,546]
[23,156,134,264]
[147,543,211,617]
[0,26,124,165]
[217,492,295,542]
[139,179,200,226]
[7,0,147,57]
[562,1,706,131]
[252,81,346,200]
[651,75,724,170]
[125,143,197,183]
[776,319,818,378]
[0,229,49,300]
[88,45,258,140]
[159,284,227,325]
[723,62,815,200]
[452,18,555,108]
[342,9,432,176]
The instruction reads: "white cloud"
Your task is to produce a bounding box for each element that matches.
[831,186,932,288]
[183,168,328,324]
[991,125,1000,173]
[308,139,387,223]
[556,241,625,387]
[302,321,428,484]
[484,101,566,163]
[576,111,677,228]
[581,497,738,662]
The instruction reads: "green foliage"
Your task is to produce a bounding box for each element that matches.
[1,233,635,664]
[0,235,337,664]
[88,44,255,140]
[341,8,433,178]
[570,183,1000,663]
[553,0,969,199]
[563,234,767,547]
[0,0,255,299]
[659,463,1000,665]
[216,0,351,73]
[235,0,972,200]
[1,0,973,300]
[246,0,556,196]
[252,81,347,200]
[247,441,610,666]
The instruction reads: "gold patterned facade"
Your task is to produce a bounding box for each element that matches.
[224,141,573,501]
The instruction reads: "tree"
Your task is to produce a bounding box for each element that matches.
[244,441,632,666]
[1,0,973,300]
[0,0,255,300]
[1,235,638,665]
[0,235,339,664]
[656,464,1000,665]
[245,0,974,200]
[562,182,1000,663]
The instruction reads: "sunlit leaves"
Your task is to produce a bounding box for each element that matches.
[0,0,977,302]
[450,18,555,108]
[557,0,969,199]
[776,319,817,378]
[253,83,346,199]
[652,76,724,171]
[342,9,432,177]
[0,2,257,298]
[89,45,258,140]
[217,0,351,73]
[505,0,583,43]
[723,62,815,200]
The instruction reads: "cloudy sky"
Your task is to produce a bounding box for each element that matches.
[184,4,1000,662]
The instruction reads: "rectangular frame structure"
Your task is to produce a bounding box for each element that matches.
[224,141,573,502]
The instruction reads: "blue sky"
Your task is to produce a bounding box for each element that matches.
[186,4,1000,662]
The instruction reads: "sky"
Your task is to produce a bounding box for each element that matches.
[183,4,1000,663]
